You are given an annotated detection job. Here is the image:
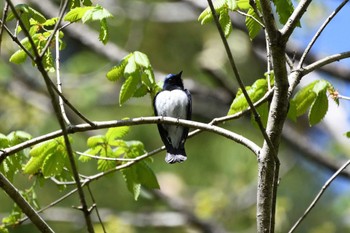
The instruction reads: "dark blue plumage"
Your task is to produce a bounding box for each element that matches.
[153,71,192,163]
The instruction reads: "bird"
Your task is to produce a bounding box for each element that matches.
[153,71,192,164]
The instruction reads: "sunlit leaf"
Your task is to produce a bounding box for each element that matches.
[228,79,267,115]
[106,54,132,81]
[42,150,66,178]
[87,135,105,148]
[106,126,130,143]
[219,8,232,38]
[237,0,250,10]
[308,89,328,126]
[292,81,318,117]
[121,166,141,200]
[82,5,113,23]
[119,73,140,106]
[133,51,151,68]
[64,6,93,22]
[245,8,262,40]
[99,18,109,44]
[0,134,9,148]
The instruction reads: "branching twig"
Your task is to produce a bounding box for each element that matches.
[281,0,312,41]
[298,0,349,68]
[288,159,350,233]
[0,2,9,54]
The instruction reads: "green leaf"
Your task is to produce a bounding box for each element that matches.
[42,17,58,27]
[125,141,145,158]
[198,0,229,25]
[219,8,232,38]
[252,102,269,128]
[228,79,267,115]
[133,84,148,97]
[87,135,105,148]
[41,150,66,178]
[29,140,56,157]
[97,156,116,171]
[345,132,350,138]
[136,162,160,189]
[287,100,297,122]
[227,0,238,10]
[79,147,101,162]
[141,68,155,87]
[99,18,109,44]
[237,0,250,10]
[245,8,262,40]
[133,51,151,68]
[7,4,46,24]
[106,126,130,143]
[9,50,28,64]
[292,81,318,117]
[7,131,32,144]
[64,6,93,22]
[82,5,113,23]
[0,134,9,148]
[124,56,137,75]
[122,166,141,200]
[106,54,132,81]
[272,0,295,25]
[313,79,329,94]
[119,73,140,106]
[308,90,328,126]
[23,151,49,174]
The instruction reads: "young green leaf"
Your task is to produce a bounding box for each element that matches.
[82,5,113,23]
[97,157,116,171]
[271,0,295,25]
[87,135,105,148]
[0,134,9,148]
[124,56,137,75]
[64,6,93,22]
[122,166,141,200]
[308,90,328,126]
[106,54,132,81]
[345,132,350,138]
[9,50,28,64]
[287,100,297,122]
[245,8,262,40]
[228,79,267,115]
[41,150,66,178]
[119,73,140,106]
[292,81,318,117]
[133,84,148,98]
[237,0,250,10]
[219,8,232,38]
[136,162,160,189]
[133,51,151,68]
[99,18,109,44]
[106,126,130,143]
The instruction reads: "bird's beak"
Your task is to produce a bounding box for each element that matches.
[177,71,183,77]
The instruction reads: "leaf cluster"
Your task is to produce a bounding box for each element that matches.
[106,51,161,106]
[80,126,159,200]
[198,0,297,40]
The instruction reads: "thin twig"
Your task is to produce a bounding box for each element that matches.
[288,159,350,233]
[281,0,312,41]
[87,185,107,233]
[298,0,349,68]
[0,2,9,54]
[55,30,71,125]
[236,10,265,28]
[0,116,261,163]
[76,151,137,161]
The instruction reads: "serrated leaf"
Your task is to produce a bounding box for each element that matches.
[219,8,232,38]
[142,68,155,87]
[29,140,56,157]
[122,166,141,200]
[64,6,93,22]
[308,90,328,126]
[9,50,27,64]
[106,126,130,143]
[0,134,9,148]
[133,51,151,68]
[99,18,109,44]
[227,0,238,10]
[87,135,105,148]
[106,54,132,81]
[79,147,101,162]
[293,81,318,117]
[7,131,32,144]
[23,151,50,174]
[7,4,46,24]
[136,162,160,189]
[41,151,66,178]
[119,73,141,106]
[245,8,262,40]
[272,0,295,25]
[228,79,267,115]
[82,5,113,23]
[198,10,213,25]
[198,0,228,25]
[42,17,58,27]
[124,56,137,75]
[97,157,116,171]
[126,141,145,158]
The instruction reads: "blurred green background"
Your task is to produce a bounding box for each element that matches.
[1,0,350,233]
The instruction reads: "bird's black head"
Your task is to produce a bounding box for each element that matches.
[163,71,184,90]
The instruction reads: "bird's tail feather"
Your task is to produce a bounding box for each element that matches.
[165,152,187,164]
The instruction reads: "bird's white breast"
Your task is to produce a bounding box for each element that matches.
[155,90,189,147]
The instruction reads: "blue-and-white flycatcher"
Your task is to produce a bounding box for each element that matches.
[153,71,192,163]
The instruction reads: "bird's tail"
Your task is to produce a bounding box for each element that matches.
[165,149,187,164]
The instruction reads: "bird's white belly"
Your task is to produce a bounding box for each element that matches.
[155,90,189,147]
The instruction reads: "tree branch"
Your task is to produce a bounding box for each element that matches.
[281,0,312,41]
[288,159,350,233]
[0,173,54,232]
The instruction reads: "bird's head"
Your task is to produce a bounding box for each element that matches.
[163,71,184,90]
